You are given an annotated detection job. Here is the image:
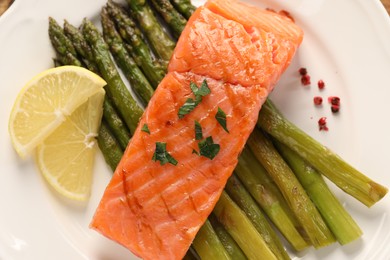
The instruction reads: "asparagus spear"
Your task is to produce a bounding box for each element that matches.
[235,147,309,251]
[102,97,131,150]
[82,18,143,135]
[125,0,176,61]
[97,120,125,171]
[106,1,165,88]
[63,20,100,74]
[48,17,82,67]
[49,17,77,55]
[248,128,336,248]
[192,219,232,260]
[214,191,277,260]
[274,140,363,245]
[101,7,154,106]
[226,174,290,259]
[258,100,388,207]
[208,214,247,260]
[149,0,187,39]
[170,0,196,19]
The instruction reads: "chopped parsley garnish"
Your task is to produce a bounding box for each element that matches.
[178,97,197,119]
[194,121,203,140]
[178,80,211,119]
[152,142,178,166]
[190,80,211,99]
[192,149,200,155]
[141,123,150,134]
[198,136,220,160]
[215,107,229,133]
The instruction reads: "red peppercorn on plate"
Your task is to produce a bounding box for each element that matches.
[0,0,390,259]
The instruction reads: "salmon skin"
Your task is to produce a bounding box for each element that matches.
[90,1,303,259]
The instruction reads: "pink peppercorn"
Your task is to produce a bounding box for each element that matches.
[328,96,340,105]
[313,96,323,105]
[318,80,325,90]
[301,74,311,85]
[318,117,328,131]
[299,67,307,76]
[331,104,340,113]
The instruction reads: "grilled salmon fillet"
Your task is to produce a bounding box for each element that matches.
[91,1,303,259]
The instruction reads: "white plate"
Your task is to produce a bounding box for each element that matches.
[1,0,390,259]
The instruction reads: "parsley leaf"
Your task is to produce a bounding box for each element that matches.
[178,80,211,118]
[152,142,178,166]
[141,123,150,134]
[190,82,199,96]
[215,107,229,133]
[190,80,210,97]
[178,98,197,119]
[198,136,220,160]
[194,121,203,140]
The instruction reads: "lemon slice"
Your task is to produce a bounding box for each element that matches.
[9,66,106,158]
[36,89,105,201]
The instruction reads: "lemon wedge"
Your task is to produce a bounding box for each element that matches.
[8,66,106,158]
[35,89,105,201]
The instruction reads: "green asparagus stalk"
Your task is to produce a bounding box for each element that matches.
[248,129,336,248]
[49,17,77,56]
[235,147,309,251]
[192,219,232,260]
[274,140,363,245]
[48,17,82,67]
[63,20,100,74]
[170,0,196,19]
[97,120,124,171]
[125,0,176,61]
[208,214,247,260]
[258,100,388,207]
[101,7,154,106]
[226,174,290,259]
[106,1,165,88]
[57,52,81,67]
[214,191,277,260]
[82,18,143,135]
[149,0,187,39]
[102,97,131,150]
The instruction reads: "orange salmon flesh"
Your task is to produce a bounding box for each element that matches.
[90,0,303,259]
